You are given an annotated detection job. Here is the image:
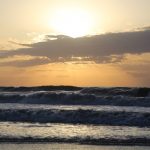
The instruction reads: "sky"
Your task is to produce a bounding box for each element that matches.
[0,0,150,87]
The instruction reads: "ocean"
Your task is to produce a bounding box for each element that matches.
[0,86,150,148]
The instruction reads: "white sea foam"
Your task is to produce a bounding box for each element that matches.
[0,86,150,144]
[0,122,150,145]
[0,106,150,127]
[0,87,150,106]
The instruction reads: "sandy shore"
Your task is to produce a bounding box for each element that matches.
[0,143,150,150]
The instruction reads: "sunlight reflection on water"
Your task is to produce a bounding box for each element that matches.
[0,122,150,139]
[0,144,150,150]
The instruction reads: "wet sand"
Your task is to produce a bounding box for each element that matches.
[0,143,150,150]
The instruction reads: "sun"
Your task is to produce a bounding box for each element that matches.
[51,9,93,37]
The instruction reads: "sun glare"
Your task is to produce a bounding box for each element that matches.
[51,9,93,37]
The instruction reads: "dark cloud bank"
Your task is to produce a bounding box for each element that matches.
[0,28,150,66]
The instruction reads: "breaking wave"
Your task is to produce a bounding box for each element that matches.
[0,108,150,127]
[0,86,150,145]
[0,86,150,106]
[0,86,150,96]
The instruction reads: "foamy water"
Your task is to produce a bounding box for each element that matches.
[0,86,150,145]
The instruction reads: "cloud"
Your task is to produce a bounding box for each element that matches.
[0,56,50,67]
[0,28,150,66]
[136,26,150,31]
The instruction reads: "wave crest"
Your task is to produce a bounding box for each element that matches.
[0,108,150,127]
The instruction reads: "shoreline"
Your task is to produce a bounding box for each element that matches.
[0,143,150,150]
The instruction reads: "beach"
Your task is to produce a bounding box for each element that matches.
[0,144,150,150]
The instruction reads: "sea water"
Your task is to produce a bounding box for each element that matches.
[0,86,150,146]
